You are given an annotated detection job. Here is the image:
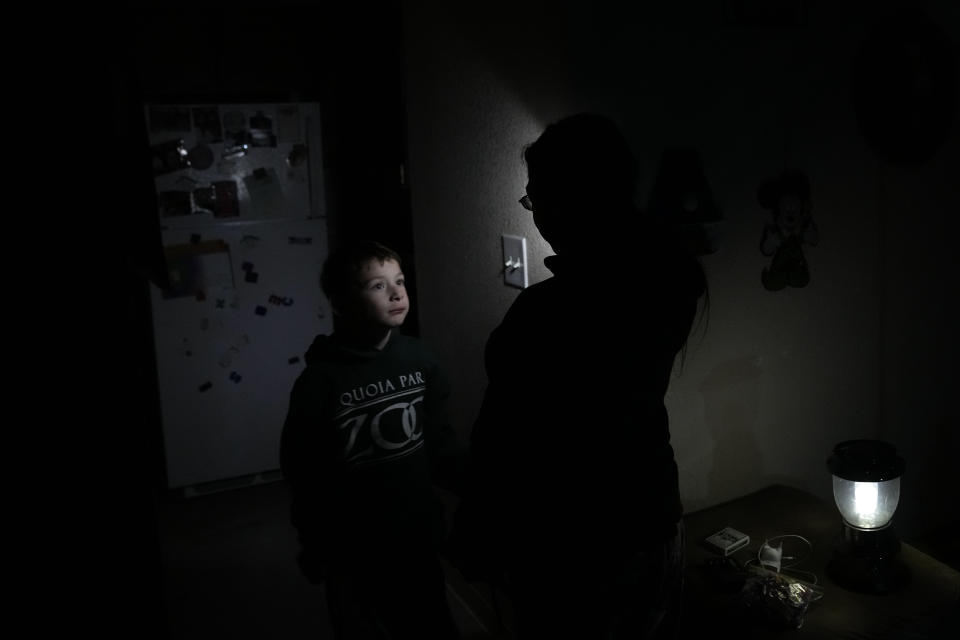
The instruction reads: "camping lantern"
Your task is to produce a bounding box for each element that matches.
[826,439,908,593]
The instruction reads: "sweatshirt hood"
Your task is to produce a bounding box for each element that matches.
[304,330,396,365]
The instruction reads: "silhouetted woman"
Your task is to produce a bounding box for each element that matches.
[451,113,708,639]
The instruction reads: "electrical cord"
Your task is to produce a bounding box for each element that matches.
[742,533,823,596]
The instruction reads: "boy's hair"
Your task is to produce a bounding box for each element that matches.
[321,240,402,309]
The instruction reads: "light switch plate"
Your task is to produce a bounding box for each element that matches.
[502,234,528,289]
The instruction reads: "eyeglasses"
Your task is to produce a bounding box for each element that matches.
[519,194,534,211]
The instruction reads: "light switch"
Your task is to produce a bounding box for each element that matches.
[502,234,528,289]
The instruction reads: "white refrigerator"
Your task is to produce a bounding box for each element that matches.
[144,101,333,492]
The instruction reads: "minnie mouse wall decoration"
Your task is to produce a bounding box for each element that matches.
[758,169,819,291]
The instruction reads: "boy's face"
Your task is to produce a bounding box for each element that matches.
[345,258,409,329]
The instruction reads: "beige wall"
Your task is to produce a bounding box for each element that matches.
[402,1,958,536]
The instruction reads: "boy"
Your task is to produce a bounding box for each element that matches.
[280,240,461,639]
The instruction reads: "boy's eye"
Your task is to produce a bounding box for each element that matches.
[396,279,405,287]
[372,282,385,290]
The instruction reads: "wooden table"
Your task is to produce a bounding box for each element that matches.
[680,484,960,639]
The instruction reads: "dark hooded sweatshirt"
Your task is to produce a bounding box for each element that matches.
[280,330,454,575]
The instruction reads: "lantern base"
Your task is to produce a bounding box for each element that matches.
[827,521,909,594]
